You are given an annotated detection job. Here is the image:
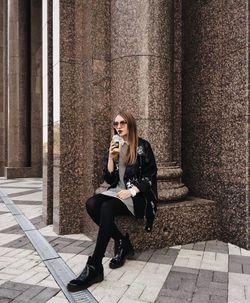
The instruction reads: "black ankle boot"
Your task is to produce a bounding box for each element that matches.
[67,256,104,292]
[109,233,134,269]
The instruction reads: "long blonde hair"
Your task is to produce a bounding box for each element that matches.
[113,111,138,165]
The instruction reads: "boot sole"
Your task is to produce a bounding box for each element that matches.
[67,274,104,292]
[109,250,134,269]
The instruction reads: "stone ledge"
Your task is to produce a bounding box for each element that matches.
[115,196,218,251]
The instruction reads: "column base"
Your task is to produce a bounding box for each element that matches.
[4,166,42,178]
[157,166,188,202]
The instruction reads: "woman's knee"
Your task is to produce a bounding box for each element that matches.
[86,196,98,215]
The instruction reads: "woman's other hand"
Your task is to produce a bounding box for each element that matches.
[116,190,131,200]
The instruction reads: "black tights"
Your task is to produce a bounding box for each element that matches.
[86,194,132,265]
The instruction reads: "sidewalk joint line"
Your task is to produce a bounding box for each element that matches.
[0,189,98,303]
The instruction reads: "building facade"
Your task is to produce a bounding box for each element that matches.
[0,0,249,249]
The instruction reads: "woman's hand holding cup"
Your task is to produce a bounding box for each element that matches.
[109,140,118,159]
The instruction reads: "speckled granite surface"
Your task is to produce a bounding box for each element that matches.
[52,0,111,234]
[42,0,53,225]
[182,0,249,249]
[0,0,4,176]
[111,0,188,201]
[40,0,250,250]
[115,197,217,251]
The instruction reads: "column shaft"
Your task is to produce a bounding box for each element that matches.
[0,0,4,175]
[52,0,111,234]
[42,0,53,224]
[7,0,30,167]
[30,0,42,175]
[111,0,188,201]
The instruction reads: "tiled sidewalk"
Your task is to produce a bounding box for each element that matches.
[0,178,250,303]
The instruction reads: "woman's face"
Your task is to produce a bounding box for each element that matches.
[113,115,128,139]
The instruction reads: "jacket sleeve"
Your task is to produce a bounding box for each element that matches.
[102,151,115,185]
[132,141,157,195]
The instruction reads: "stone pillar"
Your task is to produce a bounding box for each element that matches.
[51,0,110,234]
[6,0,30,175]
[0,0,4,175]
[5,0,42,178]
[111,0,188,201]
[30,0,42,176]
[42,0,53,224]
[3,0,8,170]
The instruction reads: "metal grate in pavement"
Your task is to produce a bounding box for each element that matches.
[0,190,98,303]
[71,291,98,303]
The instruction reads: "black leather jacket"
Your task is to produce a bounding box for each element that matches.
[103,137,158,231]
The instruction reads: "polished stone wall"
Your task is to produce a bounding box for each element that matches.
[7,0,30,169]
[116,197,217,250]
[52,0,111,234]
[0,0,4,175]
[1,0,42,178]
[111,0,188,202]
[30,0,42,176]
[182,1,249,248]
[39,0,250,249]
[3,0,8,170]
[111,0,174,162]
[42,0,53,224]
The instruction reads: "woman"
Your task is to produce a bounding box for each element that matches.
[67,111,157,292]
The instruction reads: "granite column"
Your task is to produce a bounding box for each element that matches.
[6,0,30,175]
[42,0,53,224]
[52,0,110,234]
[0,0,4,175]
[30,0,42,176]
[111,0,188,201]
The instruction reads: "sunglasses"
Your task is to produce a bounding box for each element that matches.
[113,120,127,127]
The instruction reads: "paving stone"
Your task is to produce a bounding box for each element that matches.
[196,270,213,287]
[229,261,243,273]
[163,277,180,290]
[193,242,206,251]
[159,288,193,300]
[213,271,228,283]
[191,293,210,303]
[204,241,228,254]
[210,295,227,303]
[243,264,250,274]
[209,281,227,290]
[230,255,250,264]
[9,189,42,198]
[80,243,96,255]
[171,266,199,275]
[150,249,179,265]
[29,287,59,302]
[14,285,45,301]
[0,225,22,234]
[181,244,194,250]
[132,249,155,262]
[151,247,169,255]
[14,200,42,205]
[194,285,227,297]
[178,280,196,293]
[149,254,174,264]
[2,236,31,249]
[0,288,21,299]
[0,211,9,215]
[156,296,190,303]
